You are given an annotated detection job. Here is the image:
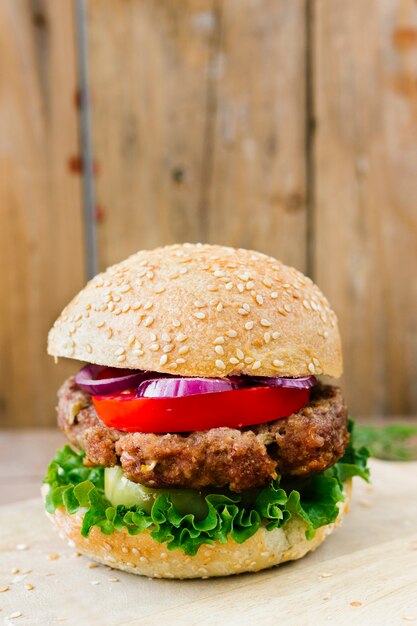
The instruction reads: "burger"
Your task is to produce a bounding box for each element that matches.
[43,243,369,578]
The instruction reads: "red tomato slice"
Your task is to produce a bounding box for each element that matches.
[92,386,310,433]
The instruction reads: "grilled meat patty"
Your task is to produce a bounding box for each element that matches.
[57,377,349,492]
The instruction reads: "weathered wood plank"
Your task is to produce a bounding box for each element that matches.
[0,0,85,427]
[88,0,217,268]
[206,0,307,271]
[313,0,417,416]
[88,0,307,273]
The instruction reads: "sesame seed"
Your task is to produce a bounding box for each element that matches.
[214,336,225,344]
[113,293,121,302]
[273,359,284,367]
[229,357,239,365]
[236,349,244,360]
[216,303,223,312]
[272,332,280,339]
[308,363,316,374]
[214,270,225,277]
[176,358,186,364]
[176,333,187,342]
[86,343,92,354]
[215,345,224,355]
[284,304,292,312]
[256,294,264,305]
[252,361,262,370]
[194,300,205,308]
[150,332,157,341]
[313,357,320,366]
[179,268,188,275]
[108,302,115,312]
[303,300,310,309]
[215,359,226,370]
[144,316,154,327]
[207,284,218,292]
[132,301,142,310]
[146,271,154,279]
[311,300,319,311]
[8,612,22,619]
[117,355,126,363]
[132,349,144,356]
[225,282,233,290]
[238,308,249,315]
[159,355,168,366]
[264,332,271,343]
[263,277,273,287]
[150,343,160,351]
[243,303,250,312]
[162,332,171,342]
[237,283,244,292]
[226,329,238,337]
[128,333,136,345]
[122,304,130,313]
[115,347,125,356]
[114,307,122,315]
[216,321,225,327]
[144,302,153,311]
[107,328,113,339]
[261,319,271,327]
[271,292,278,299]
[194,311,206,319]
[246,281,255,290]
[120,284,131,293]
[154,285,165,294]
[178,346,189,355]
[97,321,105,328]
[163,344,173,353]
[244,356,254,364]
[172,319,181,327]
[245,321,254,330]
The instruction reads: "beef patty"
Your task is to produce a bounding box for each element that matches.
[57,377,349,492]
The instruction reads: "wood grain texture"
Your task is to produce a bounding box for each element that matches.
[88,0,217,268]
[88,0,307,273]
[313,0,417,416]
[206,0,307,271]
[0,1,85,427]
[1,460,416,625]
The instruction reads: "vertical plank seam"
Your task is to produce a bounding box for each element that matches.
[305,0,315,279]
[75,0,98,279]
[197,0,223,243]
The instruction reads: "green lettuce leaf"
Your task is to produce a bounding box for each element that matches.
[43,421,370,556]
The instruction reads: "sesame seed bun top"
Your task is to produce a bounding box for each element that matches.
[47,243,342,378]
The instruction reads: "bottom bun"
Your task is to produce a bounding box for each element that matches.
[44,480,351,579]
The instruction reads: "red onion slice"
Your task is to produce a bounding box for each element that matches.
[246,375,317,389]
[137,377,240,398]
[75,364,149,395]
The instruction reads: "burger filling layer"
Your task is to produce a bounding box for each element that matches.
[57,377,349,491]
[44,374,370,556]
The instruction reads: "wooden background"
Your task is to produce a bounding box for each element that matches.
[0,0,416,428]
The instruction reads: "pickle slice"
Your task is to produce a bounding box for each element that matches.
[104,466,208,519]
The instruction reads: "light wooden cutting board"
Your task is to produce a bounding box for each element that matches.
[0,459,416,626]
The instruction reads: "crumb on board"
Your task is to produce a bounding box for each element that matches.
[48,553,60,560]
[350,601,362,607]
[0,586,10,592]
[24,584,34,591]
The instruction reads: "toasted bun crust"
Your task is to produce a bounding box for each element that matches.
[48,243,342,378]
[44,481,351,579]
